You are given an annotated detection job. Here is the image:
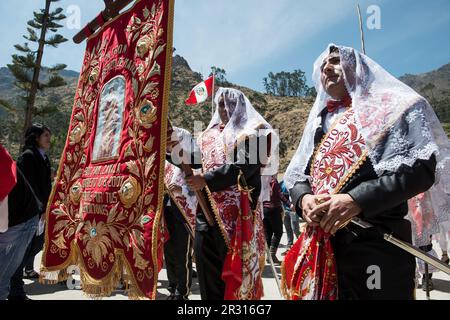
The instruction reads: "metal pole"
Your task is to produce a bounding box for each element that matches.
[357,4,366,54]
[424,263,430,299]
[265,243,283,298]
[211,70,215,118]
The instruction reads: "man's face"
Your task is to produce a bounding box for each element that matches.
[218,96,229,125]
[320,52,347,100]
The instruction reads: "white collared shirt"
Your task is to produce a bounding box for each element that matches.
[322,106,347,133]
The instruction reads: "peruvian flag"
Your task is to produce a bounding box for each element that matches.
[185,75,214,105]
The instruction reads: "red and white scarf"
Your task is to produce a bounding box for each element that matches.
[199,125,266,300]
[282,107,368,300]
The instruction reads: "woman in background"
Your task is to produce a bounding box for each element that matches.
[8,123,52,300]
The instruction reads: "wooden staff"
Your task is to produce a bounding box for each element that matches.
[73,0,135,44]
[356,4,366,54]
[167,123,215,227]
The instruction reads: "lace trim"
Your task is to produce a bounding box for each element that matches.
[373,142,439,175]
[405,109,421,124]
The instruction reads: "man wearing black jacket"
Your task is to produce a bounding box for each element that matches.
[179,88,273,300]
[163,192,193,300]
[167,127,264,300]
[284,45,442,300]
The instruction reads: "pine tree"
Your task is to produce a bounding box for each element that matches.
[1,0,67,141]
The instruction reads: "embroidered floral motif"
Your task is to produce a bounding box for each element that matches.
[311,109,367,195]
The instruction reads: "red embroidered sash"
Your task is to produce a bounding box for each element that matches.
[164,161,196,233]
[199,127,265,300]
[282,108,368,300]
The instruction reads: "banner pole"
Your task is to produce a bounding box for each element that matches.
[356,3,366,54]
[211,70,215,118]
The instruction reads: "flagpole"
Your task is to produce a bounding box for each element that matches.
[357,4,366,54]
[211,69,215,118]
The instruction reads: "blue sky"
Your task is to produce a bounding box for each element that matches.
[1,0,449,92]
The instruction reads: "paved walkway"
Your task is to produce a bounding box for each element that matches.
[25,230,450,300]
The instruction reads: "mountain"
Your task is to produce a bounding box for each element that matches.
[0,67,17,92]
[167,55,312,171]
[0,66,79,110]
[0,66,79,158]
[399,63,450,132]
[0,57,449,172]
[400,62,450,100]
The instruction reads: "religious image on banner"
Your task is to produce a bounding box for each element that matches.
[92,76,126,162]
[40,0,174,299]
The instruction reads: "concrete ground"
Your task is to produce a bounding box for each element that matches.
[24,227,450,300]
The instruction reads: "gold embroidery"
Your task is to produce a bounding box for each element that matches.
[118,176,141,209]
[41,0,175,300]
[69,181,82,204]
[137,99,157,128]
[136,34,155,58]
[88,66,99,84]
[69,123,86,146]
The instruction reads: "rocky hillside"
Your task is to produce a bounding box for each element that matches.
[0,67,79,159]
[167,55,312,170]
[1,56,448,172]
[400,62,450,100]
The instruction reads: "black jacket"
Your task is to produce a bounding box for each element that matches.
[164,194,189,225]
[290,119,436,242]
[8,167,42,227]
[289,111,430,299]
[17,146,52,213]
[167,135,264,231]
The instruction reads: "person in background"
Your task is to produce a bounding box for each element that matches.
[163,127,197,300]
[0,144,42,300]
[438,222,450,264]
[280,180,300,256]
[8,123,52,300]
[263,175,290,265]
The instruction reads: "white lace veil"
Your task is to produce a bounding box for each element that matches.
[167,126,199,210]
[204,87,279,202]
[284,44,450,239]
[170,126,200,165]
[173,126,196,152]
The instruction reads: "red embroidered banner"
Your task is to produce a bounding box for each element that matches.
[40,0,174,299]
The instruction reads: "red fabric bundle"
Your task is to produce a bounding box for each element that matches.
[282,226,337,300]
[0,144,16,202]
[223,188,263,300]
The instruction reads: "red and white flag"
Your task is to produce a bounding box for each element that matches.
[185,75,214,105]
